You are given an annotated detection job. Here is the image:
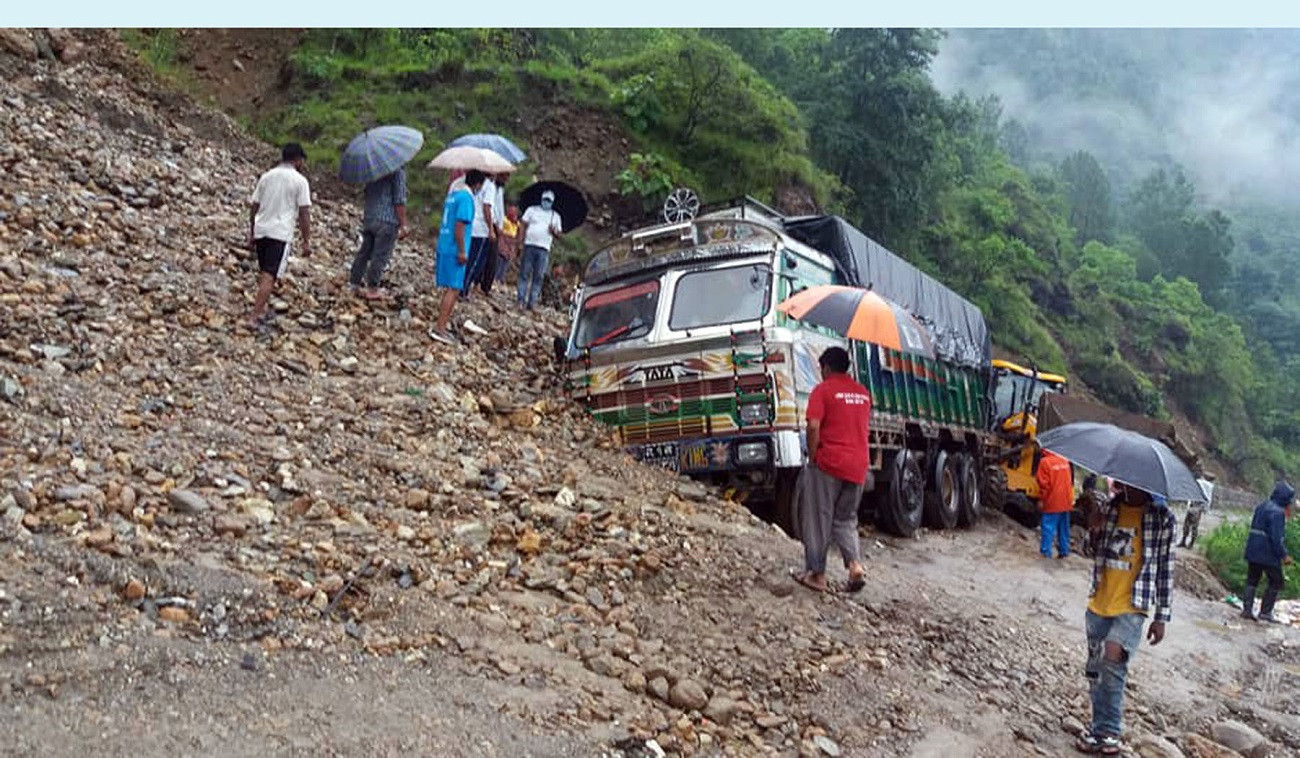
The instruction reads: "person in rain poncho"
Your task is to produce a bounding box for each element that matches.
[1240,481,1295,623]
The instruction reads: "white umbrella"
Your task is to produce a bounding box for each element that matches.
[428,145,514,173]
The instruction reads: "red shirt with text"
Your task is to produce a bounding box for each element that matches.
[807,373,872,485]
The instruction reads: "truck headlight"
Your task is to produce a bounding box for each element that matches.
[736,442,769,464]
[739,402,769,425]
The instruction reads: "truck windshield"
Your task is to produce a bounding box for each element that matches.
[669,264,772,331]
[574,279,660,348]
[993,373,1060,421]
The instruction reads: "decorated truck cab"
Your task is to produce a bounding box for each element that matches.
[562,198,1004,537]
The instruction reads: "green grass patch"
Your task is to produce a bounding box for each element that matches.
[1203,518,1300,599]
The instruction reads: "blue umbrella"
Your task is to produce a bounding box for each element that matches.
[339,126,424,184]
[448,133,527,164]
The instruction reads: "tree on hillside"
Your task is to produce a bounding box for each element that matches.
[1059,150,1114,245]
[1126,166,1232,305]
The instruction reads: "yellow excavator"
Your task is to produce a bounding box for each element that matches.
[986,359,1069,523]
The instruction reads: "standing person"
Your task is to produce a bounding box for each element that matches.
[496,205,520,284]
[348,166,409,300]
[476,171,509,294]
[1240,481,1295,622]
[791,347,869,594]
[430,170,485,344]
[517,190,564,310]
[1037,449,1075,558]
[246,143,312,327]
[1075,484,1176,756]
[1179,499,1206,549]
[460,172,497,300]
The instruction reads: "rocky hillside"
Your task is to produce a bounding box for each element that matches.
[1,29,1298,758]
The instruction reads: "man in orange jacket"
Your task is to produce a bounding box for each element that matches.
[1037,449,1075,558]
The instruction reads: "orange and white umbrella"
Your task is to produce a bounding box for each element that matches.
[776,285,935,357]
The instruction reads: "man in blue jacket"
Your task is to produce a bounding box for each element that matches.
[1241,481,1295,623]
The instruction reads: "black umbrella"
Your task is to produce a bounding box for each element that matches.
[518,181,588,233]
[1036,422,1207,502]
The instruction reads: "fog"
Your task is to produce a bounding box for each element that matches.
[929,29,1300,207]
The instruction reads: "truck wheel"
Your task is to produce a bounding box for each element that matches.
[880,451,924,537]
[956,453,982,527]
[773,466,802,540]
[982,465,1008,514]
[923,450,960,530]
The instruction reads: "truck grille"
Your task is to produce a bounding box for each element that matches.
[620,417,709,444]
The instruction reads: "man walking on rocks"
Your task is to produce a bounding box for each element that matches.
[348,165,409,300]
[1240,481,1294,622]
[1076,484,1176,755]
[791,347,869,594]
[430,170,485,344]
[246,143,311,327]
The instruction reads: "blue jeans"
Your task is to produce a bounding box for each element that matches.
[517,244,549,309]
[461,236,491,297]
[1040,512,1071,557]
[1084,610,1146,738]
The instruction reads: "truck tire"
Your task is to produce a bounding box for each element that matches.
[773,466,802,540]
[982,465,1008,514]
[956,453,982,527]
[879,451,924,537]
[923,450,960,530]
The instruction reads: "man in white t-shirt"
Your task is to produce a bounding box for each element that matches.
[246,143,312,327]
[516,190,564,310]
[460,174,497,298]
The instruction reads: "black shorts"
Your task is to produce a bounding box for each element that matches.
[255,238,287,277]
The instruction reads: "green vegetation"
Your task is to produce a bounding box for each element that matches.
[1204,519,1300,600]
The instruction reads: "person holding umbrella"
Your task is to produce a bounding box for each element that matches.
[517,190,564,310]
[430,170,486,344]
[1075,483,1177,755]
[348,166,408,300]
[338,126,423,300]
[1240,481,1295,622]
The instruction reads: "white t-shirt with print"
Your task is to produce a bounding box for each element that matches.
[522,205,563,251]
[251,164,311,242]
[472,177,497,239]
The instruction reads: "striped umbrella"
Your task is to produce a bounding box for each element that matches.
[448,133,527,164]
[339,125,424,184]
[777,285,935,357]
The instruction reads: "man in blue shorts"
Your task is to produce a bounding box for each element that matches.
[430,170,485,344]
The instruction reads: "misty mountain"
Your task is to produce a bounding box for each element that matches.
[931,29,1300,207]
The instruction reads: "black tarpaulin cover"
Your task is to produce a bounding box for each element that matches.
[782,215,992,369]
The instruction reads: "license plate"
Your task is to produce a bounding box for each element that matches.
[638,442,679,470]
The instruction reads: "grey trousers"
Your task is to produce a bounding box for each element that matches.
[349,221,399,288]
[800,463,863,574]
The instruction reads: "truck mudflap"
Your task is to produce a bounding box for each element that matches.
[630,432,803,473]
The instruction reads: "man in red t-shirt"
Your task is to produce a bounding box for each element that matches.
[792,346,871,594]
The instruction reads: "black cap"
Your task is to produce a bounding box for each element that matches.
[282,143,307,162]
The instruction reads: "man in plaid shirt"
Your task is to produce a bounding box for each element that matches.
[1076,483,1176,755]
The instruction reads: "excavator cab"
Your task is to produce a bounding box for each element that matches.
[990,359,1068,507]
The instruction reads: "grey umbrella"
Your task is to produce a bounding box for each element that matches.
[1036,422,1207,502]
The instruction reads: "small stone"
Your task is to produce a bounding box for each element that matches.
[813,736,842,757]
[647,676,670,702]
[167,489,210,514]
[622,670,646,693]
[214,515,249,536]
[1061,716,1086,736]
[1132,734,1186,758]
[703,696,739,725]
[310,591,329,610]
[404,488,432,510]
[123,579,146,601]
[396,525,416,541]
[667,679,709,711]
[158,607,190,623]
[1210,721,1264,755]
